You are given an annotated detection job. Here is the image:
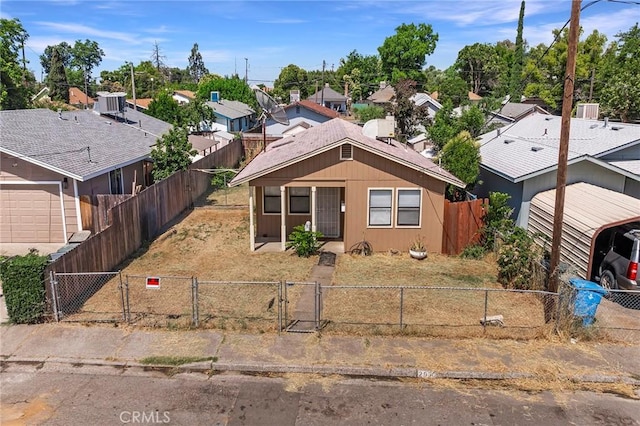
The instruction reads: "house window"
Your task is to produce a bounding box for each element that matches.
[109,168,123,195]
[397,189,421,227]
[368,189,392,227]
[230,120,235,132]
[340,143,353,160]
[289,187,310,214]
[263,186,281,214]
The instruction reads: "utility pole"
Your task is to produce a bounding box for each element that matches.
[130,62,137,112]
[548,0,581,301]
[320,60,326,106]
[244,58,248,83]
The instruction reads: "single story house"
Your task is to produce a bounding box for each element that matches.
[0,108,171,244]
[476,113,640,227]
[229,118,464,253]
[265,100,339,136]
[206,99,256,132]
[307,84,347,113]
[172,90,195,105]
[365,81,395,107]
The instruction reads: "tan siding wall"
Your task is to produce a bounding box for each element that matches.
[251,146,447,252]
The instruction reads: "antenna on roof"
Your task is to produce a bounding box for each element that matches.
[254,88,289,151]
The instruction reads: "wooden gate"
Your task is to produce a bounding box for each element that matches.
[442,198,487,255]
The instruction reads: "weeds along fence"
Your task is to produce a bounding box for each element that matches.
[43,139,243,312]
[48,271,640,342]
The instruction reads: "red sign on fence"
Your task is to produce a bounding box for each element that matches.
[146,277,160,289]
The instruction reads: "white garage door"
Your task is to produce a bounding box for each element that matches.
[0,184,64,243]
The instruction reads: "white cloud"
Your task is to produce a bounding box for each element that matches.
[34,21,136,43]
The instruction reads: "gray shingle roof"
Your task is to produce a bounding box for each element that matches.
[307,86,347,103]
[478,113,640,182]
[231,118,463,187]
[100,108,172,138]
[206,100,254,119]
[0,109,163,181]
[496,102,549,120]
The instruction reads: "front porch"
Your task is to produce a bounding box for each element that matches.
[253,239,345,254]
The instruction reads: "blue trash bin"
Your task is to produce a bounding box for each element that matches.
[568,278,608,326]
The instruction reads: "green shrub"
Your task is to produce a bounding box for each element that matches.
[481,192,514,251]
[0,251,49,323]
[210,169,236,190]
[460,244,486,259]
[496,227,541,290]
[286,224,323,257]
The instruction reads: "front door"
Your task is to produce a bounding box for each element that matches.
[316,187,340,238]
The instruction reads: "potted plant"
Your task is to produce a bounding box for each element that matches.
[409,235,427,260]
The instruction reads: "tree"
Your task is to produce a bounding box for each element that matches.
[598,24,640,122]
[392,79,429,140]
[378,23,438,83]
[437,70,468,106]
[146,92,182,125]
[182,98,214,132]
[353,104,385,122]
[428,100,458,151]
[508,1,526,102]
[437,131,481,192]
[336,50,382,100]
[196,75,256,109]
[150,41,167,82]
[187,43,208,83]
[71,39,104,99]
[454,43,501,96]
[1,18,31,109]
[40,42,72,76]
[48,46,69,103]
[150,127,196,181]
[273,64,309,102]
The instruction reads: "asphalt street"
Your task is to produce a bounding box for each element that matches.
[2,362,639,425]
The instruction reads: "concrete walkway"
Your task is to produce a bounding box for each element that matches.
[1,323,639,394]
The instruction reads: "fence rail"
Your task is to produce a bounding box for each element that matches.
[47,272,640,342]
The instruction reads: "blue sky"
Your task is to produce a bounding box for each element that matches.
[2,0,638,85]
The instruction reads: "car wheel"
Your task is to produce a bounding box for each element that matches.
[600,270,617,290]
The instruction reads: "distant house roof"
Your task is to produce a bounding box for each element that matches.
[430,91,482,103]
[478,113,640,182]
[205,99,255,120]
[366,84,395,104]
[231,118,464,187]
[173,90,195,99]
[285,100,340,119]
[307,84,347,103]
[126,98,152,110]
[68,87,93,106]
[0,109,162,181]
[496,102,550,121]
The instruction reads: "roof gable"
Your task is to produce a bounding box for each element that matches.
[231,118,463,187]
[284,100,340,119]
[307,85,347,102]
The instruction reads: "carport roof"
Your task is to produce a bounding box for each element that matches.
[528,182,640,279]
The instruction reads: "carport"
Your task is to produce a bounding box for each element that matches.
[528,182,640,281]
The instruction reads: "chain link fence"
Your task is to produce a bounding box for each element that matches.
[47,272,640,342]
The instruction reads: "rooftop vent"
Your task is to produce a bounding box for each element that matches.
[611,125,623,131]
[589,124,598,129]
[544,117,553,121]
[531,146,543,152]
[504,139,515,144]
[210,91,220,102]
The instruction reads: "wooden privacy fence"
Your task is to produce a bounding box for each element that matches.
[442,198,487,255]
[44,138,243,305]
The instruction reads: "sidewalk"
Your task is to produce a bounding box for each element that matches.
[1,323,639,390]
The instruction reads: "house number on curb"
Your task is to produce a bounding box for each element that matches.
[146,277,161,289]
[417,370,436,378]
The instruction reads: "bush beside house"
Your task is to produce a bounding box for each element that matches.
[0,251,49,323]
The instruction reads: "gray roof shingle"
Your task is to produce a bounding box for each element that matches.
[206,100,254,119]
[478,113,640,181]
[0,109,165,181]
[231,118,464,187]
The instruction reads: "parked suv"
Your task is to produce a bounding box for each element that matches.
[599,228,640,290]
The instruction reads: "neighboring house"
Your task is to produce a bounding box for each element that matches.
[229,118,464,253]
[125,98,152,111]
[476,113,640,227]
[265,100,339,136]
[411,93,443,119]
[496,102,550,122]
[68,87,94,109]
[307,83,348,113]
[205,99,256,132]
[0,108,170,244]
[365,81,395,107]
[430,91,482,105]
[172,90,195,105]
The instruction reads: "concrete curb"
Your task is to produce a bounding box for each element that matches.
[3,356,639,386]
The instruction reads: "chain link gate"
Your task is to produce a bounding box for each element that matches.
[50,271,125,322]
[283,281,322,332]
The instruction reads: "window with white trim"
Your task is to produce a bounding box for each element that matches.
[368,189,392,227]
[340,143,353,160]
[289,187,310,214]
[397,189,421,227]
[263,186,281,214]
